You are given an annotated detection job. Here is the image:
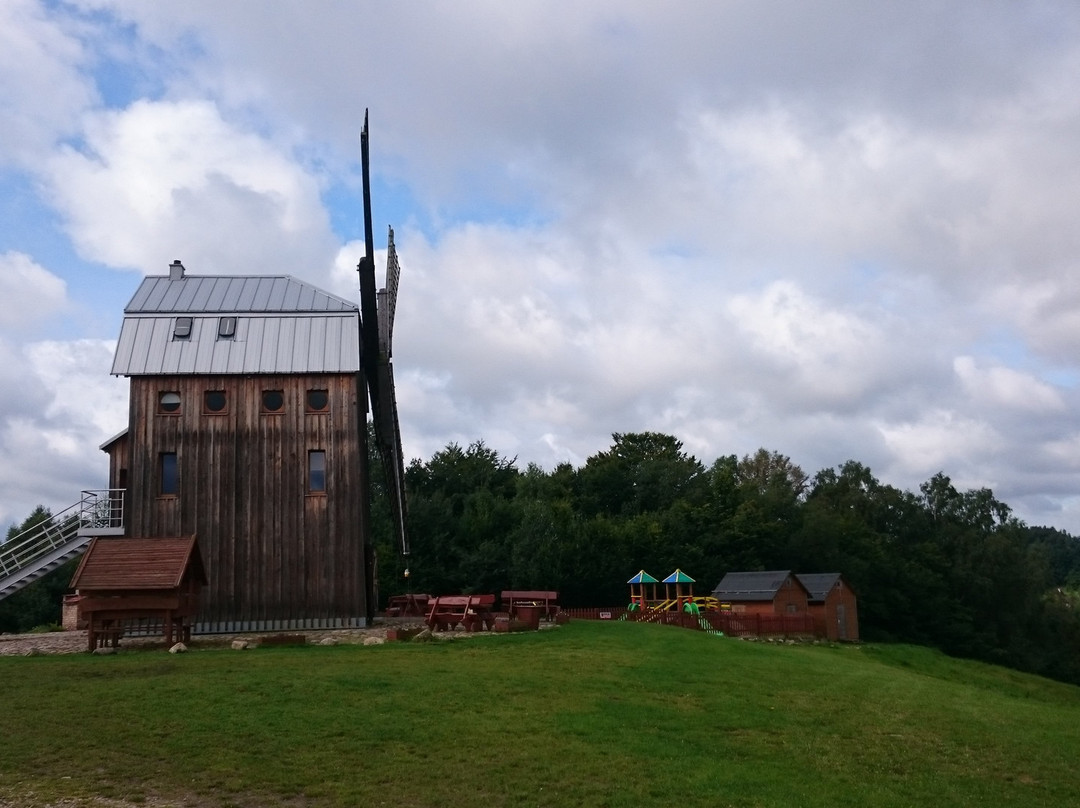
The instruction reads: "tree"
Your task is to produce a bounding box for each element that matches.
[576,432,707,518]
[0,506,73,633]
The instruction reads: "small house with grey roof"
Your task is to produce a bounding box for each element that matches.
[796,572,859,641]
[711,570,810,617]
[101,260,373,631]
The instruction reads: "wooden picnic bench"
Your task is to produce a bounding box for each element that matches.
[501,590,560,621]
[425,594,496,632]
[385,593,431,617]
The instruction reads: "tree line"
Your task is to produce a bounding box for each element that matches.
[371,431,1080,685]
[5,430,1079,684]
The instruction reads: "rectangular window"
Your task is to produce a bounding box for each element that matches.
[173,317,192,340]
[308,450,326,493]
[160,452,178,496]
[217,316,237,339]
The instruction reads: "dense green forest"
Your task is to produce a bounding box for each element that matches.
[372,431,1080,685]
[5,430,1080,685]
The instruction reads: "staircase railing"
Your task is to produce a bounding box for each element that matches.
[0,490,124,580]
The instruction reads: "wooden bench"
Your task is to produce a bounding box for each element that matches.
[385,593,431,617]
[501,590,560,621]
[425,594,496,632]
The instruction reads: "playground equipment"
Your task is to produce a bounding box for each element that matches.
[627,569,719,612]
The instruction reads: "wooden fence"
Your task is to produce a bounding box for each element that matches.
[560,607,818,638]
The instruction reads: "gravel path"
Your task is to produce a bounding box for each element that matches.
[0,621,431,656]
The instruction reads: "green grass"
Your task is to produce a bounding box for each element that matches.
[1,622,1079,807]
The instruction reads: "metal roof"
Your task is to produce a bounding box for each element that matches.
[712,570,800,601]
[126,274,358,313]
[795,573,849,603]
[111,272,361,376]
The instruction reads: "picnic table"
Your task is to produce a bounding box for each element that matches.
[425,594,496,632]
[501,590,560,621]
[385,593,431,617]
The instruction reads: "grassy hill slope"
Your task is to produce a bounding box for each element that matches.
[1,621,1078,807]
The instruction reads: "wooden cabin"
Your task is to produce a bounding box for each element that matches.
[70,535,206,650]
[104,261,373,631]
[796,573,859,641]
[711,571,810,617]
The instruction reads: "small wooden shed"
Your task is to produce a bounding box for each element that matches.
[711,571,810,616]
[70,535,207,651]
[796,573,859,641]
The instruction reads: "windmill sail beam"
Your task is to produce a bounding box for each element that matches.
[358,112,410,558]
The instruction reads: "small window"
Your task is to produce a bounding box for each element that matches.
[308,450,326,493]
[158,392,181,414]
[204,390,227,413]
[173,317,192,339]
[160,452,178,496]
[306,389,329,412]
[218,316,237,339]
[262,390,284,413]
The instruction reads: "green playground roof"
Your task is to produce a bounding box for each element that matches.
[662,569,695,584]
[627,570,659,584]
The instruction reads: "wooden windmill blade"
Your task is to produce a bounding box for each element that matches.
[359,114,410,557]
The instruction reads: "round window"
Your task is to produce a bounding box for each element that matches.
[262,390,284,412]
[205,391,227,412]
[159,392,181,413]
[307,389,329,412]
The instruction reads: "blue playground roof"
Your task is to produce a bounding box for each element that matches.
[627,570,659,584]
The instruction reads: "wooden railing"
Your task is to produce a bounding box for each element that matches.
[560,607,818,638]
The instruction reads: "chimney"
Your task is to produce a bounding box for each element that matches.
[169,260,185,281]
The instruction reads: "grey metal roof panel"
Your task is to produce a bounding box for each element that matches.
[712,571,796,601]
[111,313,360,375]
[124,274,358,314]
[795,573,848,603]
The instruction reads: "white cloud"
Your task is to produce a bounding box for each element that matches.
[878,410,1004,478]
[0,252,68,330]
[953,355,1065,414]
[0,339,126,530]
[0,0,97,166]
[43,99,338,280]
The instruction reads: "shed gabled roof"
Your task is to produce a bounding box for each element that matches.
[70,536,207,591]
[712,570,804,601]
[796,573,854,603]
[111,271,360,376]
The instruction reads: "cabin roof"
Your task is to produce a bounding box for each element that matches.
[795,573,854,603]
[712,570,805,601]
[70,535,207,591]
[111,271,360,376]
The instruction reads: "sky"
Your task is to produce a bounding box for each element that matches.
[3,1,1080,535]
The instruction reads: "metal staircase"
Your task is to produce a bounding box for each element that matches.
[0,490,124,601]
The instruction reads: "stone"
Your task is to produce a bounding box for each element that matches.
[169,642,187,654]
[362,636,383,646]
[92,646,116,655]
[22,647,43,657]
[231,639,250,650]
[319,637,339,646]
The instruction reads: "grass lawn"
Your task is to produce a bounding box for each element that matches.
[1,621,1078,807]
